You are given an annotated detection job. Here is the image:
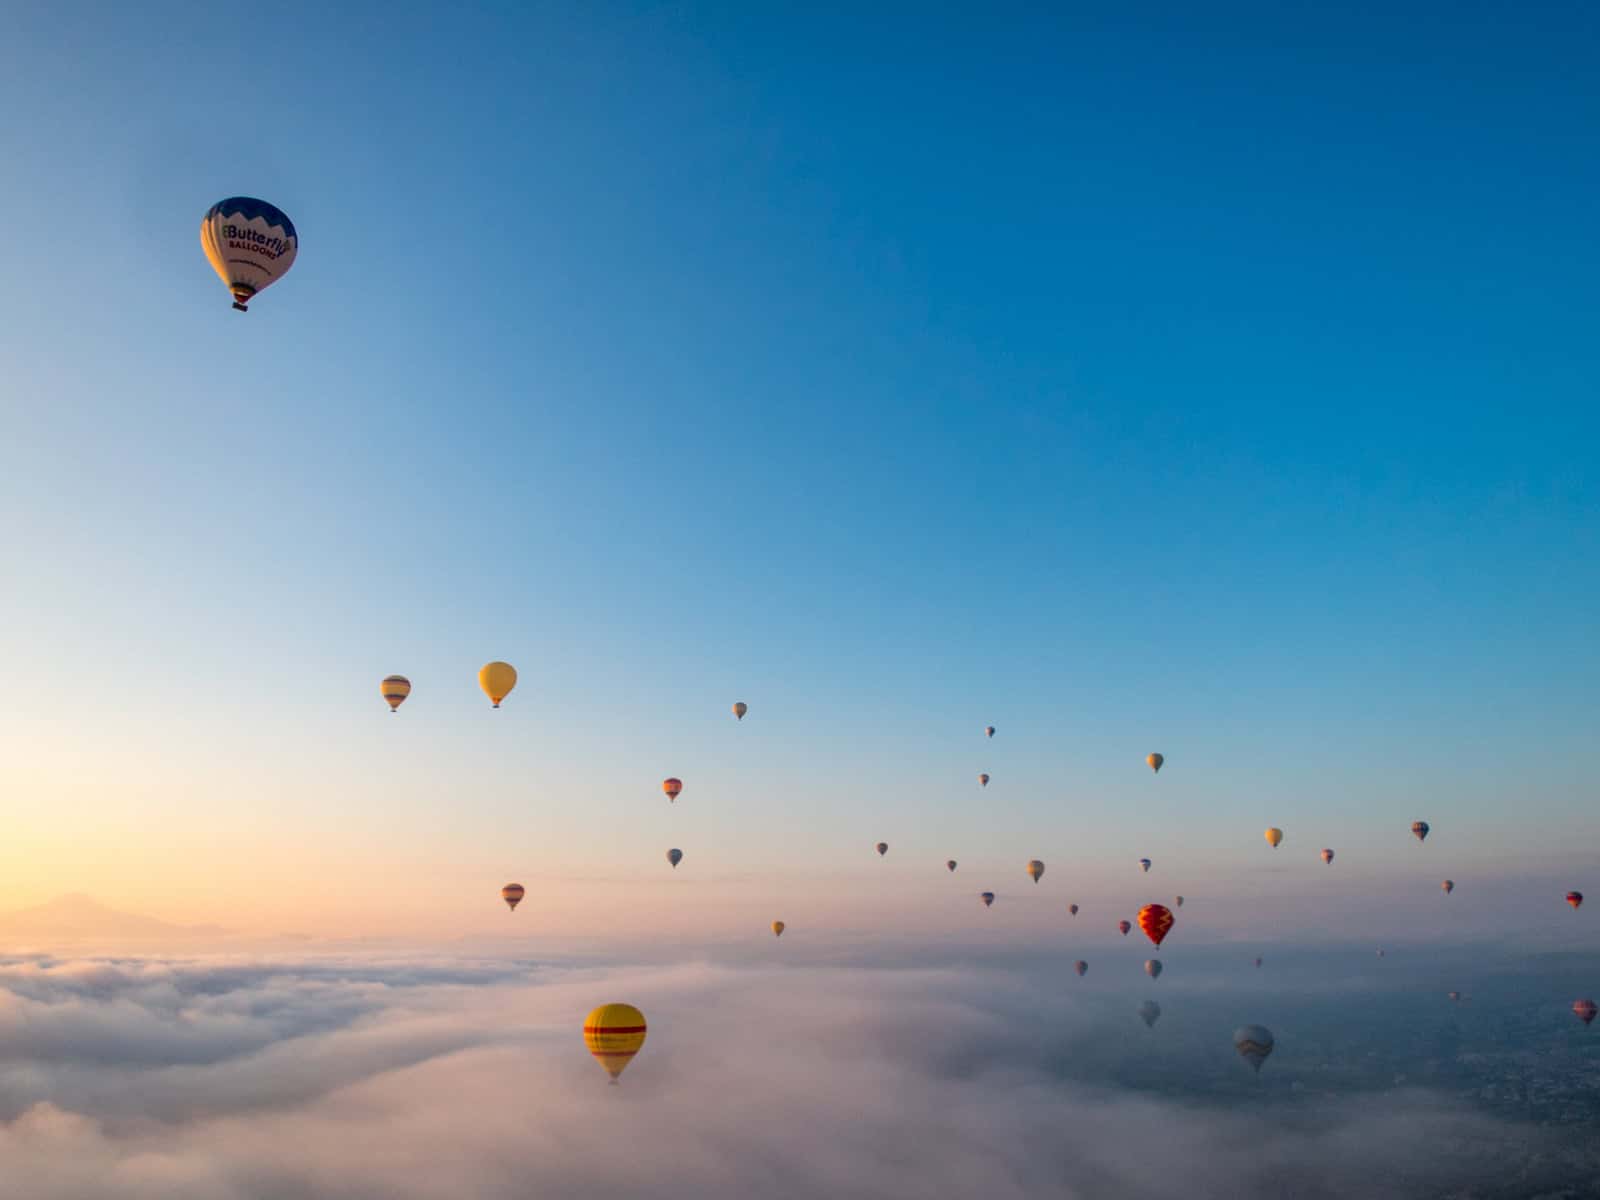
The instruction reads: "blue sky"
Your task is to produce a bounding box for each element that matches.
[0,2,1595,932]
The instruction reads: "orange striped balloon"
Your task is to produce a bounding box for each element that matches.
[662,778,682,802]
[1137,903,1174,948]
[584,1003,647,1082]
[501,883,525,912]
[380,675,411,711]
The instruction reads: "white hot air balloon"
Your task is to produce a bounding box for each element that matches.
[200,197,298,312]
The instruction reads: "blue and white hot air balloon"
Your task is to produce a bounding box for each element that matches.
[200,197,298,312]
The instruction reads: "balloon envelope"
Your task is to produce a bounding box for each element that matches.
[985,725,995,738]
[1233,1025,1275,1073]
[732,701,748,720]
[380,675,411,711]
[1068,903,1079,916]
[584,1003,646,1081]
[501,883,525,912]
[876,842,888,856]
[1575,999,1597,1026]
[479,662,517,707]
[1026,859,1044,883]
[1138,903,1174,948]
[1074,961,1088,977]
[200,197,298,311]
[1147,753,1164,773]
[1412,820,1430,842]
[1253,956,1263,968]
[978,773,990,787]
[1144,959,1163,979]
[980,892,995,908]
[1321,848,1335,864]
[666,848,682,868]
[662,778,683,802]
[1174,895,1184,907]
[1138,858,1152,873]
[1138,1000,1161,1028]
[1566,891,1583,910]
[1442,879,1454,894]
[771,920,785,937]
[947,860,958,872]
[1264,827,1283,848]
[1118,920,1132,936]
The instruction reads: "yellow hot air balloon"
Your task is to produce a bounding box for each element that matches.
[1264,827,1284,848]
[771,920,785,937]
[583,1003,646,1083]
[380,675,411,712]
[200,197,297,312]
[478,661,517,708]
[733,701,748,720]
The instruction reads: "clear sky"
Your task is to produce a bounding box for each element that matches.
[1,1,1595,939]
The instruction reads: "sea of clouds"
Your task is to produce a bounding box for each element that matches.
[0,948,1590,1199]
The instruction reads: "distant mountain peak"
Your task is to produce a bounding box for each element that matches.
[0,893,227,940]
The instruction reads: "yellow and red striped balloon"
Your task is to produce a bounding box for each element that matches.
[1138,903,1174,948]
[380,675,411,711]
[662,777,683,802]
[584,1003,647,1082]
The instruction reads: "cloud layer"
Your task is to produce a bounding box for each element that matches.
[0,951,1592,1199]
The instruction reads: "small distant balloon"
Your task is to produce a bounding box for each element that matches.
[1376,949,1386,958]
[1138,1000,1161,1028]
[1411,821,1430,843]
[1233,1025,1275,1074]
[978,773,990,788]
[1118,920,1132,936]
[985,725,995,738]
[1145,959,1163,980]
[1173,895,1184,908]
[1442,879,1454,894]
[947,860,958,872]
[1147,753,1164,773]
[876,842,888,857]
[980,892,995,908]
[732,701,748,720]
[1138,858,1152,874]
[478,662,518,707]
[1264,827,1283,848]
[584,1003,646,1082]
[1447,991,1462,1003]
[662,777,683,803]
[1321,848,1335,865]
[1026,859,1045,884]
[1253,956,1263,968]
[666,848,682,869]
[380,675,411,712]
[200,196,298,312]
[1074,960,1088,977]
[1575,998,1597,1026]
[501,883,525,912]
[1566,891,1583,910]
[1069,903,1079,916]
[771,920,785,937]
[1138,903,1174,948]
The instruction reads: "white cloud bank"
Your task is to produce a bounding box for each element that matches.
[0,953,1585,1199]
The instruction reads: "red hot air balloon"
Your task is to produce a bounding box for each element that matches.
[1137,903,1174,948]
[662,778,683,802]
[1117,920,1132,936]
[1567,891,1584,911]
[1575,999,1597,1026]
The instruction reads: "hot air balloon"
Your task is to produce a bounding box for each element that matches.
[1442,879,1454,895]
[380,675,411,712]
[662,778,683,803]
[1074,960,1088,977]
[1447,991,1462,1003]
[1566,891,1583,910]
[1145,959,1163,980]
[666,848,682,869]
[733,701,748,720]
[1174,896,1184,908]
[1118,920,1132,936]
[1575,998,1597,1026]
[1412,821,1430,843]
[1138,1000,1161,1028]
[479,662,517,707]
[947,860,958,872]
[1138,858,1152,874]
[1264,827,1283,848]
[980,892,995,908]
[200,197,298,312]
[584,1003,646,1083]
[1376,949,1386,958]
[1321,848,1334,865]
[1147,753,1164,773]
[1026,860,1045,883]
[985,725,995,738]
[1068,903,1079,916]
[978,773,990,788]
[876,842,888,857]
[501,883,525,912]
[1138,903,1174,948]
[771,920,785,937]
[1233,1025,1275,1074]
[1253,956,1263,968]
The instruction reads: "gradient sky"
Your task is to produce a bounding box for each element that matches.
[1,1,1596,938]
